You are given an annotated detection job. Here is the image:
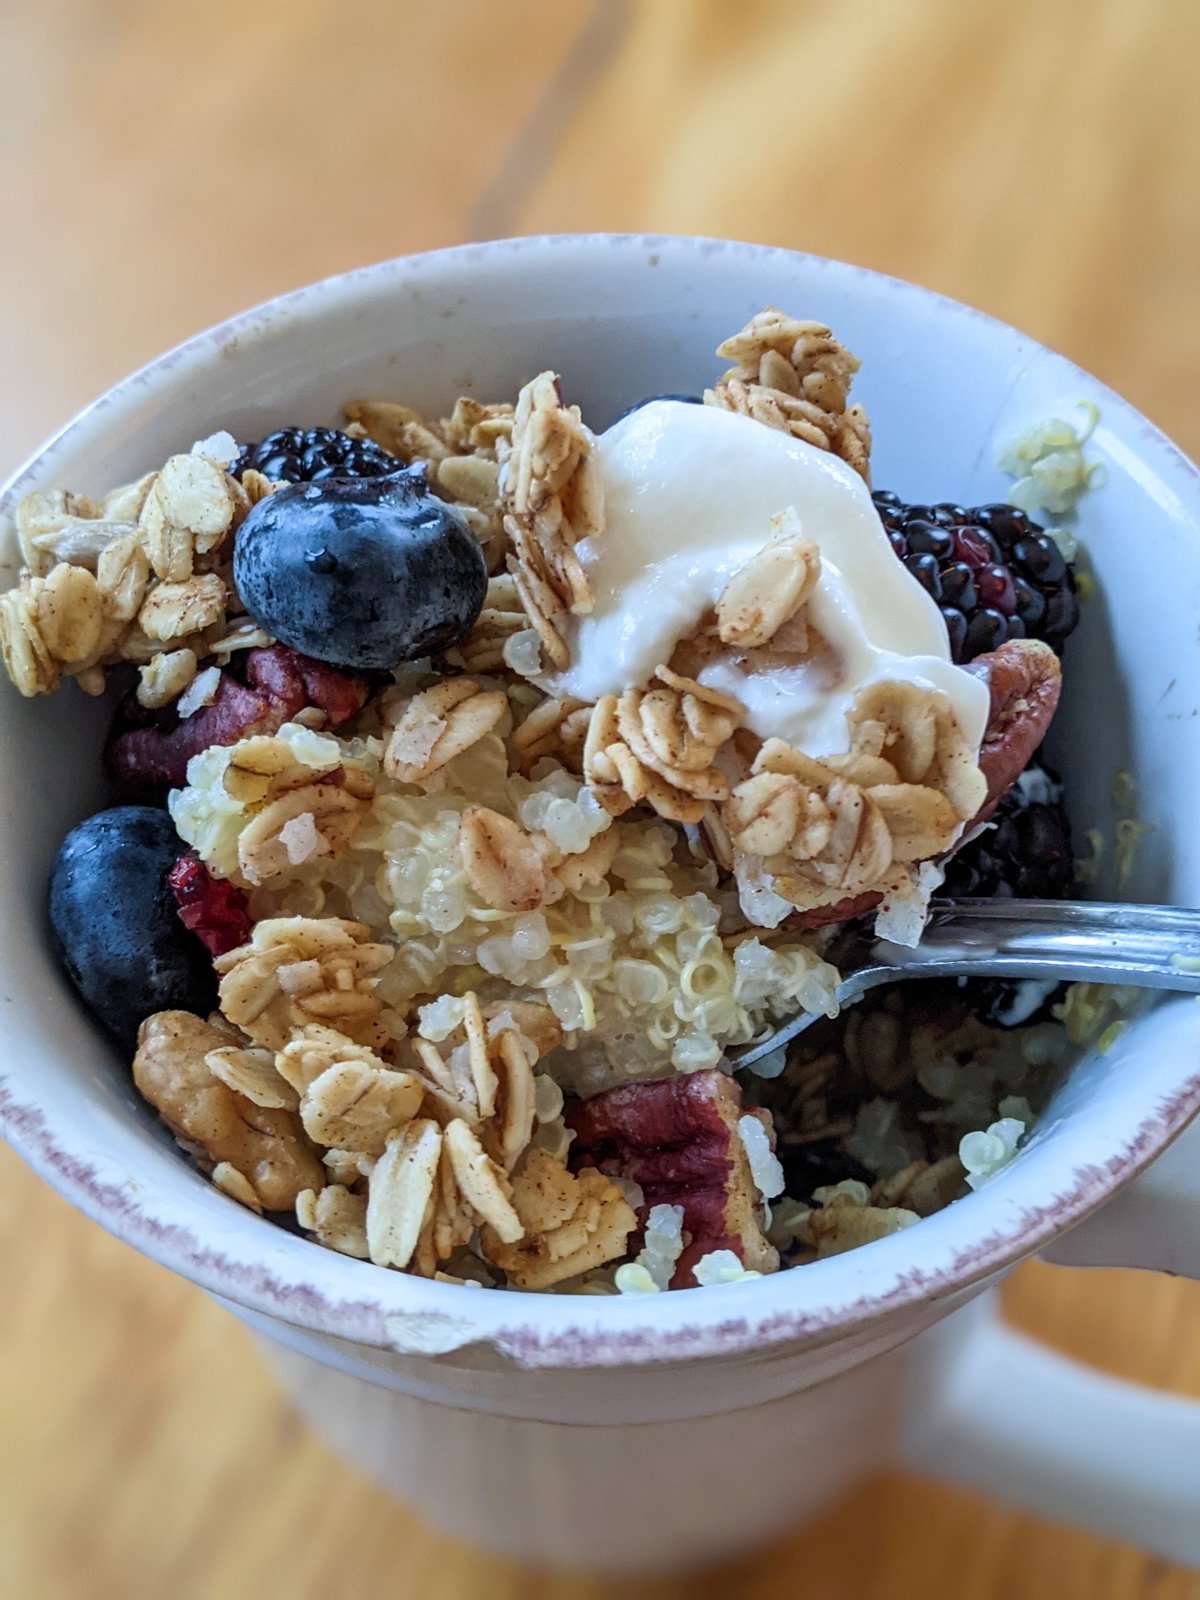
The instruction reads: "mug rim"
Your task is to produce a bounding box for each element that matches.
[3,231,1199,1368]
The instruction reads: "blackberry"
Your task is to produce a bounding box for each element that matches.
[942,759,1074,900]
[232,426,398,484]
[870,491,1079,663]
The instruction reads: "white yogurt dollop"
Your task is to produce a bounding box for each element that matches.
[555,402,989,760]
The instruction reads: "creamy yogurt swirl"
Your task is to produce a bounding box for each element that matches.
[554,401,989,760]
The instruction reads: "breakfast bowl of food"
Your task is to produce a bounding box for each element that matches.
[2,234,1199,1572]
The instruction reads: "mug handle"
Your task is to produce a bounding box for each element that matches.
[899,1113,1200,1565]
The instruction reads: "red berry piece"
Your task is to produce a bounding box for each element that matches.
[951,525,994,570]
[976,562,1016,616]
[168,855,252,957]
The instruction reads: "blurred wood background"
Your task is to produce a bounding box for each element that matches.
[2,0,1200,1594]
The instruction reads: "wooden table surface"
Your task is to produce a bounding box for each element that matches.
[2,2,1200,1594]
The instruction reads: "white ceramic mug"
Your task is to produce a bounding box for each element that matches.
[2,235,1199,1577]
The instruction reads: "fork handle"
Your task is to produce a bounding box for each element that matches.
[871,897,1200,989]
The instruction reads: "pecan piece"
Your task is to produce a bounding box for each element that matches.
[105,645,368,798]
[966,639,1063,816]
[566,1070,778,1287]
[133,1010,324,1209]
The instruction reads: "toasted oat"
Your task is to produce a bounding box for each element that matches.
[0,581,58,696]
[96,533,151,623]
[480,1149,636,1290]
[212,1161,263,1213]
[237,777,373,884]
[501,370,601,669]
[382,678,507,786]
[137,647,198,709]
[705,307,872,481]
[138,573,225,642]
[138,454,244,582]
[715,511,820,650]
[366,1119,443,1270]
[205,1044,299,1110]
[133,1011,323,1210]
[214,918,393,1051]
[582,670,743,825]
[33,562,104,666]
[457,806,557,913]
[298,1184,370,1258]
[298,1057,424,1155]
[442,1118,523,1243]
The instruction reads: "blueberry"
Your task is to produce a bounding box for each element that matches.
[48,807,217,1052]
[871,489,903,508]
[233,465,488,671]
[613,394,704,424]
[777,1139,875,1205]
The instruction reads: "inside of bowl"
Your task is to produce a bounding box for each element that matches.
[2,237,1199,1327]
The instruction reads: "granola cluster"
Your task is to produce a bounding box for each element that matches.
[10,301,1079,1296]
[2,451,269,701]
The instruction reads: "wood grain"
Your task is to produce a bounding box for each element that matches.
[2,0,1200,1594]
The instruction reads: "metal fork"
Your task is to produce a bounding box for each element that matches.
[728,898,1200,1072]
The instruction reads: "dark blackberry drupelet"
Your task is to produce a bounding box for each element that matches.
[943,760,1074,900]
[870,491,1079,663]
[232,427,398,484]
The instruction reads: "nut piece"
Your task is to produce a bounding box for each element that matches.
[480,1149,636,1290]
[716,512,821,649]
[214,917,394,1051]
[383,678,507,786]
[967,638,1063,815]
[365,1119,443,1269]
[133,1010,324,1210]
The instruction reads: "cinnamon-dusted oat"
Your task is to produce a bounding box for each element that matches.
[715,509,821,650]
[365,1118,443,1269]
[582,667,743,825]
[705,307,872,481]
[138,572,226,642]
[502,370,601,669]
[236,772,374,885]
[277,1025,423,1154]
[296,1183,369,1258]
[479,1148,636,1290]
[382,677,508,786]
[214,917,394,1051]
[138,453,247,582]
[457,805,559,913]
